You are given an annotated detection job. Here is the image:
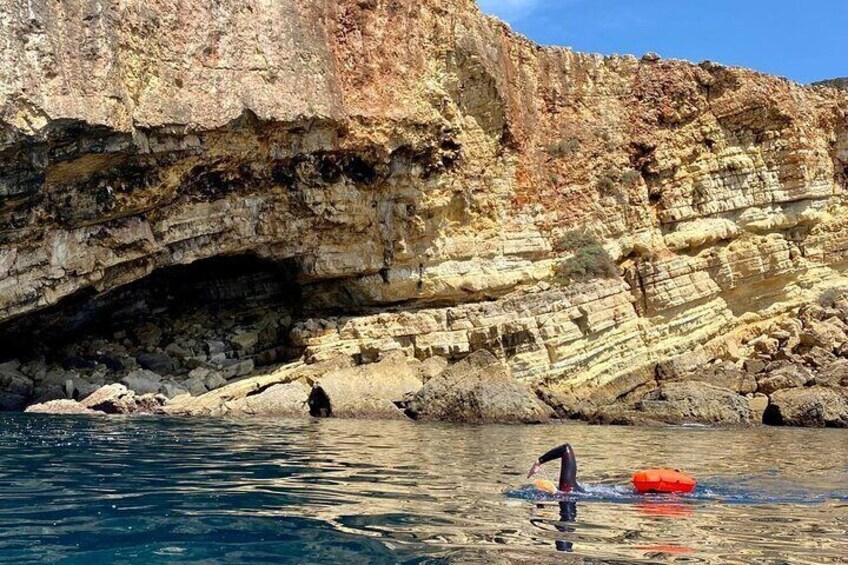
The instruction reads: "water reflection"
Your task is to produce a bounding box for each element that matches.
[552,500,578,553]
[529,500,578,553]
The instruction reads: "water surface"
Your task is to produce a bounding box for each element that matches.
[1,415,846,563]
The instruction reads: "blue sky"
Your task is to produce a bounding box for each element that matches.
[477,0,847,84]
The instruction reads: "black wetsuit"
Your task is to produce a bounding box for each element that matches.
[537,443,582,493]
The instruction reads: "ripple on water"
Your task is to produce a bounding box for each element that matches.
[0,414,847,564]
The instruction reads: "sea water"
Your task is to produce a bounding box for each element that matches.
[0,414,846,563]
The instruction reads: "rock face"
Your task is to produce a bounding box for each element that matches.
[764,387,848,427]
[757,365,813,396]
[1,1,848,421]
[308,353,422,419]
[0,362,32,411]
[682,362,757,395]
[407,350,552,423]
[25,383,167,415]
[592,382,753,426]
[25,399,97,415]
[164,357,352,417]
[224,381,312,418]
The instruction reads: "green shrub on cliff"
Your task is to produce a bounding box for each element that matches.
[553,230,618,282]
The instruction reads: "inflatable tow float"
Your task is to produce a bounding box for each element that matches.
[632,469,696,494]
[533,479,558,494]
[532,468,695,495]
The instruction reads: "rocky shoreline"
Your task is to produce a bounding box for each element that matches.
[19,293,848,428]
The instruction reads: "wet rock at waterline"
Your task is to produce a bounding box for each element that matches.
[764,387,848,428]
[406,350,553,424]
[590,382,754,426]
[223,381,312,418]
[12,278,848,427]
[25,399,98,415]
[25,384,168,416]
[307,353,422,420]
[163,357,354,417]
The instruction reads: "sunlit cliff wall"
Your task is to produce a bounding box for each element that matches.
[1,0,847,396]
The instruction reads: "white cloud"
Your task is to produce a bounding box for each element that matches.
[477,0,543,21]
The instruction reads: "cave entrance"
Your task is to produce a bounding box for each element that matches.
[0,254,306,405]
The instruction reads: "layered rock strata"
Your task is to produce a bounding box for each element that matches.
[2,0,848,421]
[24,296,848,427]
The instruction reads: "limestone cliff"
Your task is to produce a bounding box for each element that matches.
[1,0,848,408]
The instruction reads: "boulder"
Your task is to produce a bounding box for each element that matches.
[764,387,848,427]
[121,369,163,395]
[221,359,254,379]
[184,376,209,396]
[689,362,757,394]
[743,358,767,374]
[592,382,752,426]
[134,393,168,414]
[24,399,97,415]
[72,379,102,400]
[799,319,846,351]
[164,342,192,360]
[0,362,33,411]
[20,358,48,382]
[205,340,227,355]
[134,323,163,347]
[581,367,655,407]
[136,351,179,375]
[159,381,189,399]
[814,359,848,388]
[80,384,137,414]
[230,331,259,351]
[655,355,701,382]
[224,381,311,417]
[751,337,779,356]
[165,357,353,416]
[30,367,73,404]
[188,366,211,379]
[419,356,449,382]
[748,394,769,423]
[405,350,552,424]
[757,364,813,395]
[309,352,421,419]
[589,406,666,427]
[802,346,837,368]
[204,372,228,391]
[534,385,591,420]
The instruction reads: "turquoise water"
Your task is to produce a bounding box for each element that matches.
[0,415,846,564]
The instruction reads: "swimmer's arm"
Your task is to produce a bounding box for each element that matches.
[527,444,571,477]
[537,443,570,465]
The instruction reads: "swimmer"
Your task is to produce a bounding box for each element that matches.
[527,443,584,493]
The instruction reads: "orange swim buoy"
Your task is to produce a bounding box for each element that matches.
[533,479,558,494]
[632,469,696,494]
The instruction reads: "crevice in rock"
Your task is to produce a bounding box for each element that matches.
[308,386,332,417]
[762,402,783,426]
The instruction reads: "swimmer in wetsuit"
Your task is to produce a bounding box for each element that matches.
[527,443,584,493]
